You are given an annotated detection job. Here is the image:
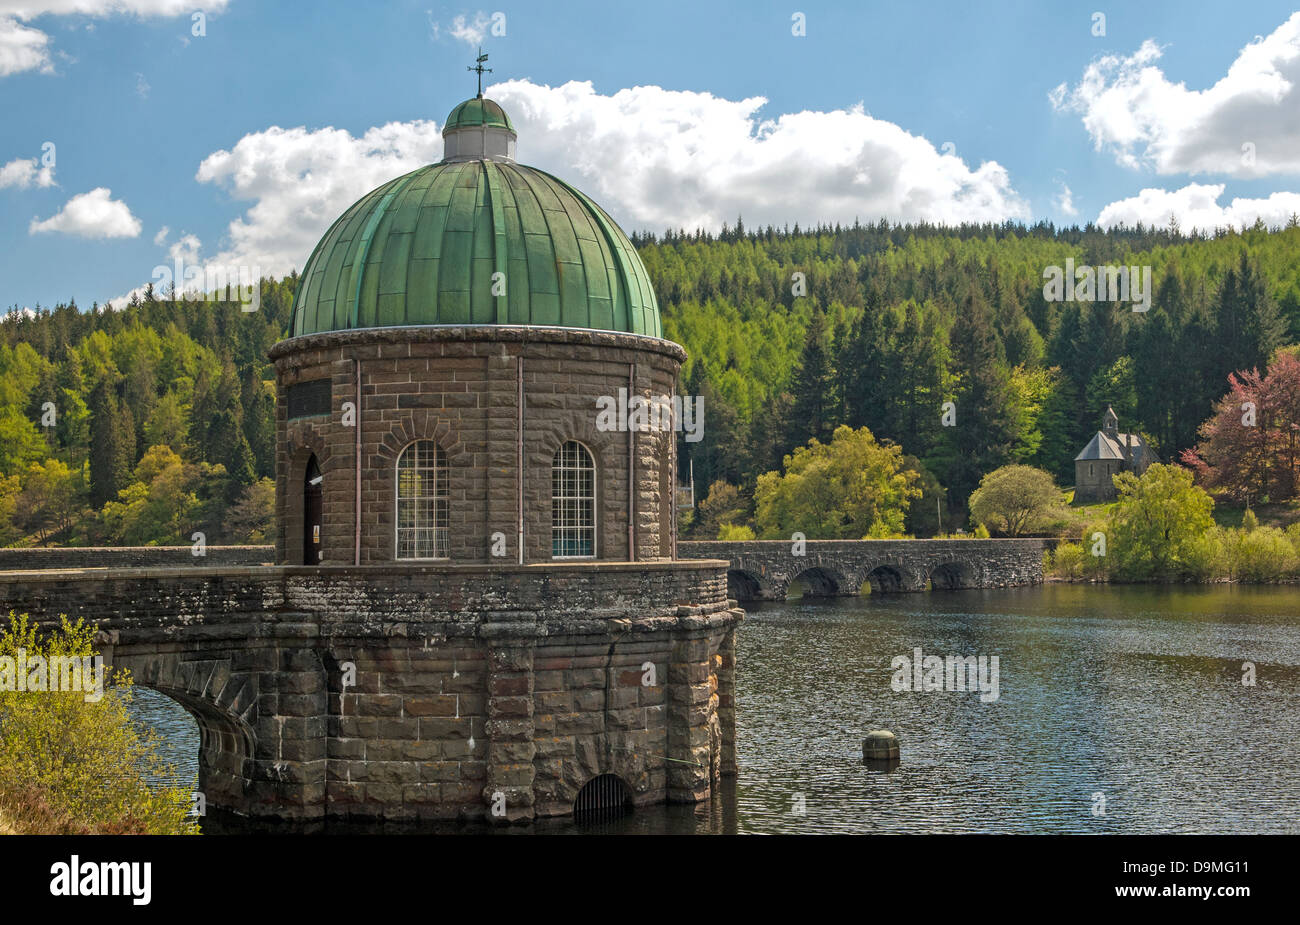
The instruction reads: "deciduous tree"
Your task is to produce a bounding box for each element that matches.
[968,464,1064,536]
[754,425,921,539]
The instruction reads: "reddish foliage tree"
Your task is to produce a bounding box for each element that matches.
[1181,350,1300,502]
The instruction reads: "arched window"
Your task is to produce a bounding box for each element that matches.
[552,440,595,558]
[396,440,448,559]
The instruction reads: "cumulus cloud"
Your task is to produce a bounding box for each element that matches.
[29,186,141,237]
[493,80,1028,232]
[165,230,200,262]
[152,224,169,245]
[189,80,1028,276]
[1052,13,1300,176]
[195,120,443,276]
[0,154,55,188]
[1095,182,1300,231]
[0,0,226,76]
[0,15,51,75]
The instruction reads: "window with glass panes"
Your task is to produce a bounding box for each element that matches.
[552,441,595,558]
[396,441,449,559]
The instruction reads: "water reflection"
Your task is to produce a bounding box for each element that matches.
[127,585,1300,834]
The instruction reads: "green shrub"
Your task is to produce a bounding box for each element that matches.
[1050,542,1084,579]
[0,612,197,835]
[717,522,756,541]
[1183,526,1228,582]
[1226,526,1297,582]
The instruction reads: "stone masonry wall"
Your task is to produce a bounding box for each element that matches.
[0,546,273,571]
[270,327,683,567]
[0,560,740,824]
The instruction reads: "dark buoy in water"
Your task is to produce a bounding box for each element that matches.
[862,730,900,761]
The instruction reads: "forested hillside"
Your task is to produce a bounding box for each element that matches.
[3,217,1298,545]
[645,218,1300,534]
[0,281,292,546]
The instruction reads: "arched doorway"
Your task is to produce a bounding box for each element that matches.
[303,455,323,565]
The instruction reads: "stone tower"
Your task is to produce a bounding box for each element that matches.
[265,84,742,824]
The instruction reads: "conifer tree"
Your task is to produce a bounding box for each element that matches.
[88,380,133,508]
[942,293,1018,501]
[1228,252,1283,375]
[242,372,276,481]
[838,285,886,429]
[784,308,834,453]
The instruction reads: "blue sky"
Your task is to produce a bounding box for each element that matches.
[3,0,1300,312]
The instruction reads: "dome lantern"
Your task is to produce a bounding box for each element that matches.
[443,48,516,163]
[442,96,517,162]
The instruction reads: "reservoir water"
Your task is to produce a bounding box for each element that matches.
[131,584,1300,834]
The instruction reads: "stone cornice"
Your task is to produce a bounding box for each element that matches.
[269,324,687,364]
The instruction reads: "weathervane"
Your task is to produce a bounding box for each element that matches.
[468,47,492,98]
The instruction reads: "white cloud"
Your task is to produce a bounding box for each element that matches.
[134,70,147,96]
[1052,13,1300,177]
[105,230,209,308]
[29,186,141,237]
[195,120,443,276]
[165,230,199,262]
[492,80,1028,232]
[0,0,227,76]
[0,15,51,75]
[0,154,55,188]
[447,11,490,46]
[1095,182,1300,231]
[1054,180,1078,217]
[190,80,1028,277]
[0,1,217,17]
[1,306,38,323]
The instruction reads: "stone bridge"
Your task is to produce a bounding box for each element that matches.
[679,539,1048,601]
[0,559,738,824]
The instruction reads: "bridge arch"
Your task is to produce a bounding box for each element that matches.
[787,566,847,598]
[726,569,764,602]
[679,540,1046,597]
[863,565,905,594]
[928,562,968,591]
[112,652,259,811]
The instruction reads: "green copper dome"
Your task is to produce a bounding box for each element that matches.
[289,98,660,339]
[444,96,514,132]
